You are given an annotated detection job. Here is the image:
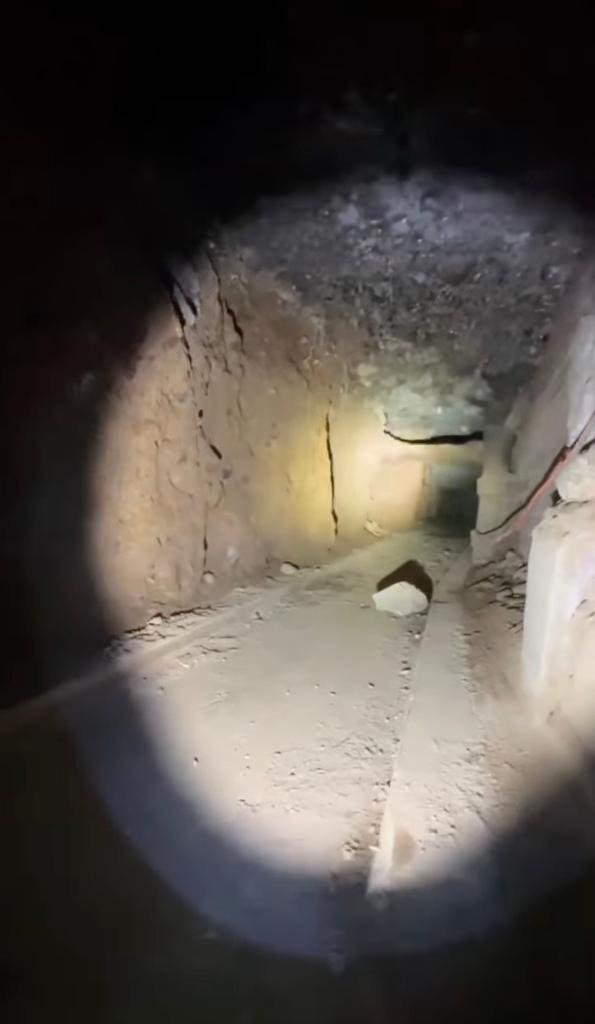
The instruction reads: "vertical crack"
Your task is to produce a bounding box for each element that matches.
[162,273,220,580]
[161,261,200,329]
[206,246,250,447]
[202,528,209,576]
[326,411,339,539]
[178,328,213,577]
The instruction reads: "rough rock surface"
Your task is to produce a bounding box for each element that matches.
[474,263,595,562]
[556,446,595,502]
[224,171,585,436]
[89,257,341,631]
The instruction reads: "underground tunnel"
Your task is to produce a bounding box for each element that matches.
[6,6,595,1021]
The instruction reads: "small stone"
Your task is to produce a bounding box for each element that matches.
[280,561,300,575]
[372,581,429,617]
[202,571,215,585]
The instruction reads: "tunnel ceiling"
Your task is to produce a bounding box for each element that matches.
[210,124,586,437]
[8,9,590,445]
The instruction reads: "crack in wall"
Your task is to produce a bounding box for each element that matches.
[224,304,249,430]
[164,275,224,577]
[206,248,252,449]
[177,328,217,463]
[202,521,209,573]
[326,411,339,538]
[205,249,233,374]
[222,296,246,356]
[162,265,200,329]
[384,425,484,446]
[181,335,210,576]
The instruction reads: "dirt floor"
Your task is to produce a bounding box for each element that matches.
[4,533,595,1021]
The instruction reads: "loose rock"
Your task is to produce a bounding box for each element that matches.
[372,581,429,617]
[280,561,300,575]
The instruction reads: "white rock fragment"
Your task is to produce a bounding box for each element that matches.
[557,446,595,502]
[280,561,300,575]
[372,581,429,617]
[202,571,215,585]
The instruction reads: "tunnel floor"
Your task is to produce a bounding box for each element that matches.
[116,532,463,890]
[3,532,595,1020]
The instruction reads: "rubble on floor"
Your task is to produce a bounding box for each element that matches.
[280,561,300,575]
[373,581,429,617]
[466,550,527,625]
[463,550,528,698]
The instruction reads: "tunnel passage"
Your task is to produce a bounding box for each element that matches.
[5,147,588,964]
[0,5,590,701]
[7,8,595,1022]
[78,167,584,644]
[2,156,586,706]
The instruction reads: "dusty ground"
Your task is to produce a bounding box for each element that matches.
[3,533,461,961]
[119,534,459,889]
[464,549,527,698]
[4,534,595,1020]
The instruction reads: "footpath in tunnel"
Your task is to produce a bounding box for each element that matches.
[2,525,573,1015]
[110,531,463,889]
[5,524,595,1020]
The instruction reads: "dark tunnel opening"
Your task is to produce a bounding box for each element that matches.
[5,5,595,1021]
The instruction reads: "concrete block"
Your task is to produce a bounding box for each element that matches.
[522,502,595,699]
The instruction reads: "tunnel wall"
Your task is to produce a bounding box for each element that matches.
[88,256,481,634]
[511,262,595,532]
[473,261,595,718]
[87,257,341,632]
[8,230,483,704]
[474,261,595,558]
